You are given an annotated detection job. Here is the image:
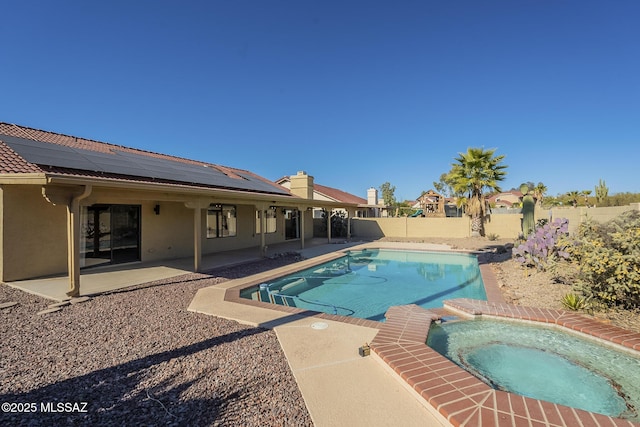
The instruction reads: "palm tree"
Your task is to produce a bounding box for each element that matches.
[533,182,547,206]
[566,191,580,207]
[448,147,507,236]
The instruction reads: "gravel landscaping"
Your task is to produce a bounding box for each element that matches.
[0,255,312,427]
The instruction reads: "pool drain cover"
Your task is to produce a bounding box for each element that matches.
[311,322,328,330]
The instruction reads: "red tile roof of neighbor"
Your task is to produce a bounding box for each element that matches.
[0,122,290,195]
[311,183,368,204]
[274,176,367,205]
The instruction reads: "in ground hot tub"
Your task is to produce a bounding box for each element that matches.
[427,318,640,421]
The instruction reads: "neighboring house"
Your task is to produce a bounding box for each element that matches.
[0,123,355,296]
[275,174,379,218]
[416,190,445,216]
[488,191,523,208]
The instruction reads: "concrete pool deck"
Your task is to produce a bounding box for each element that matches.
[189,242,640,427]
[188,241,457,426]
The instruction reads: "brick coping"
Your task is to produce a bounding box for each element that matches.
[370,301,640,427]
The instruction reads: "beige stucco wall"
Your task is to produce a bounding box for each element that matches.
[352,217,472,239]
[352,204,640,241]
[141,201,193,261]
[483,214,523,239]
[1,184,306,281]
[537,204,637,234]
[1,185,67,281]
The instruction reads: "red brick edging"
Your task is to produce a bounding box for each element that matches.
[370,301,640,427]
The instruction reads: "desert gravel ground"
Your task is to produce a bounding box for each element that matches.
[0,254,312,427]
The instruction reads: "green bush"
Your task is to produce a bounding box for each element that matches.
[567,211,640,309]
[561,293,590,311]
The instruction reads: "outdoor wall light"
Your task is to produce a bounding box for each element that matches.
[154,204,160,215]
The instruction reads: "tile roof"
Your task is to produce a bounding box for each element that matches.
[0,122,290,196]
[0,140,43,174]
[314,183,367,204]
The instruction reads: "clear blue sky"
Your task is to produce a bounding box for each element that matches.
[2,1,638,201]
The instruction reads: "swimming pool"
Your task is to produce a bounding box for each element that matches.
[240,249,486,321]
[427,318,640,421]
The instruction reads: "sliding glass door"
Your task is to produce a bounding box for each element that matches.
[81,204,140,268]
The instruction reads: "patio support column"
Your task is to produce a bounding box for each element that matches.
[258,204,267,257]
[193,207,202,272]
[326,208,332,243]
[185,200,210,273]
[42,185,92,297]
[346,207,354,241]
[298,206,306,249]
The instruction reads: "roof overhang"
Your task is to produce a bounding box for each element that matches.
[0,173,48,185]
[3,172,358,210]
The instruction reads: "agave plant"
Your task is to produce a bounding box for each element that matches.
[561,293,590,311]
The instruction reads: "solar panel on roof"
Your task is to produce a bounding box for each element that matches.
[0,134,289,195]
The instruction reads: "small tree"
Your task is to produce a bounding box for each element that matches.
[320,209,348,238]
[566,191,580,207]
[380,182,397,216]
[380,182,396,206]
[433,173,454,198]
[533,182,547,206]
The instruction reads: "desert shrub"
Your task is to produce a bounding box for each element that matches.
[320,210,349,238]
[561,293,590,311]
[512,218,570,271]
[567,211,640,309]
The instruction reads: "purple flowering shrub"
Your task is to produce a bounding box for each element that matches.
[513,218,570,270]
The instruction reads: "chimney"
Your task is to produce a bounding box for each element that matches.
[367,187,378,205]
[290,171,314,199]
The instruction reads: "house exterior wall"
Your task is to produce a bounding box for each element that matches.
[0,185,301,282]
[141,200,193,261]
[1,185,68,281]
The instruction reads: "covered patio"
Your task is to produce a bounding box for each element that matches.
[6,239,365,301]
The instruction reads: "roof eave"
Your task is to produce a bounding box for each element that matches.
[0,173,48,185]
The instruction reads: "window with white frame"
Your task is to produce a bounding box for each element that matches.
[207,204,237,238]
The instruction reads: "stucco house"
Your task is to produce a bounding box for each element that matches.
[276,175,379,218]
[0,123,356,296]
[487,191,523,208]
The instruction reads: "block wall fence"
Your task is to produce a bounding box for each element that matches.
[349,203,640,240]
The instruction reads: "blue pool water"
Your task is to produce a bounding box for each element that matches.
[241,249,486,321]
[427,318,640,420]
